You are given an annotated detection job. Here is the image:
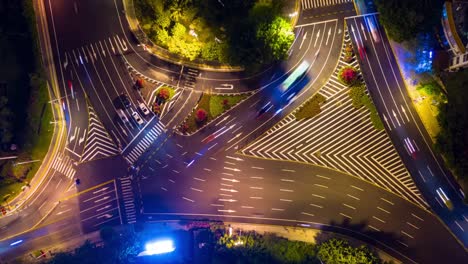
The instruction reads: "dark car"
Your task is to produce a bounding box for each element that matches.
[121,93,131,108]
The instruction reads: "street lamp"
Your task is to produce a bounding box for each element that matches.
[289,11,298,18]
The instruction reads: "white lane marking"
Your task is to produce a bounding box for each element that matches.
[299,32,307,49]
[182,197,194,202]
[204,168,211,171]
[406,222,419,230]
[397,240,408,247]
[401,230,414,239]
[301,212,314,217]
[314,184,328,188]
[271,208,284,211]
[427,166,434,177]
[219,193,232,197]
[455,221,464,232]
[191,187,203,192]
[251,166,264,170]
[208,143,218,150]
[312,193,326,199]
[340,213,352,219]
[250,176,263,179]
[316,175,331,180]
[368,225,380,232]
[372,216,386,223]
[280,178,295,182]
[250,186,263,190]
[210,204,224,207]
[280,199,293,202]
[210,157,217,161]
[221,178,239,183]
[218,198,237,202]
[401,105,410,122]
[161,187,167,191]
[279,189,294,192]
[310,203,323,208]
[220,183,233,187]
[241,205,254,209]
[342,203,356,210]
[380,197,394,205]
[281,169,295,172]
[168,179,175,183]
[250,196,263,199]
[193,177,205,182]
[377,206,391,214]
[218,209,236,213]
[347,194,360,200]
[220,188,238,193]
[350,185,364,191]
[418,170,426,182]
[314,29,320,47]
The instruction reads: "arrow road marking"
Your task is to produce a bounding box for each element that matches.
[69,127,78,143]
[79,129,86,146]
[325,27,331,45]
[392,109,401,126]
[360,23,367,41]
[401,105,410,122]
[314,29,320,47]
[299,32,307,50]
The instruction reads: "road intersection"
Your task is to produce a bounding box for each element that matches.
[0,0,466,263]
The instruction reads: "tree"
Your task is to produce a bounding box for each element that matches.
[157,88,170,101]
[195,108,208,123]
[257,17,294,61]
[338,66,358,85]
[375,0,444,42]
[155,11,171,29]
[348,84,367,109]
[0,96,14,145]
[317,238,381,264]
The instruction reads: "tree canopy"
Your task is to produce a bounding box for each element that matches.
[375,0,444,42]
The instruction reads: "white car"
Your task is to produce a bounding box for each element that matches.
[138,102,150,116]
[131,111,144,125]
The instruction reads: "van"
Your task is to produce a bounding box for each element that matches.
[117,109,129,123]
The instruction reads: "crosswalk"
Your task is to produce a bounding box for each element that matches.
[124,122,166,164]
[241,29,427,208]
[81,106,121,162]
[63,34,127,70]
[302,0,352,9]
[51,153,76,179]
[119,177,136,224]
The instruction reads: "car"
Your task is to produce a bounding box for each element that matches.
[358,45,366,60]
[132,111,144,125]
[121,93,131,108]
[366,16,381,43]
[117,109,129,123]
[138,102,150,116]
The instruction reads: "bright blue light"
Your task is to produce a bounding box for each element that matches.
[144,239,175,255]
[429,51,433,59]
[10,240,23,246]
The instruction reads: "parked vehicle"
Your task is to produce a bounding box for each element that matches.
[132,111,144,125]
[117,109,129,123]
[138,102,150,116]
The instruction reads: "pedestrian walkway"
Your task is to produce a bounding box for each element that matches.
[301,0,353,10]
[118,176,137,224]
[241,28,427,209]
[123,122,166,164]
[51,153,76,179]
[81,106,121,162]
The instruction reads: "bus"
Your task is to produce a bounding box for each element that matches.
[279,60,310,93]
[366,16,380,43]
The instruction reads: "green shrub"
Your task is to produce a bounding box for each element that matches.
[294,94,326,120]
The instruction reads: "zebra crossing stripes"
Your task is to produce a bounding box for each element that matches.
[302,0,352,9]
[51,153,76,179]
[124,122,165,164]
[81,106,120,162]
[119,177,136,224]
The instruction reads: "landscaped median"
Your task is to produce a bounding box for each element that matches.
[179,93,250,134]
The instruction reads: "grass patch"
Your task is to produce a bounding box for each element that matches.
[294,94,326,120]
[182,93,248,133]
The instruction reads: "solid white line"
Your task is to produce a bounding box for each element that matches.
[191,187,203,192]
[250,176,263,179]
[368,225,380,232]
[250,196,263,199]
[280,178,295,182]
[406,222,419,230]
[193,177,205,182]
[301,212,314,217]
[347,194,360,200]
[280,199,293,202]
[251,166,264,170]
[279,189,294,192]
[271,208,284,211]
[310,203,323,208]
[281,169,295,172]
[241,206,254,209]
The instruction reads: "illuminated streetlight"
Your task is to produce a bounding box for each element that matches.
[289,11,298,18]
